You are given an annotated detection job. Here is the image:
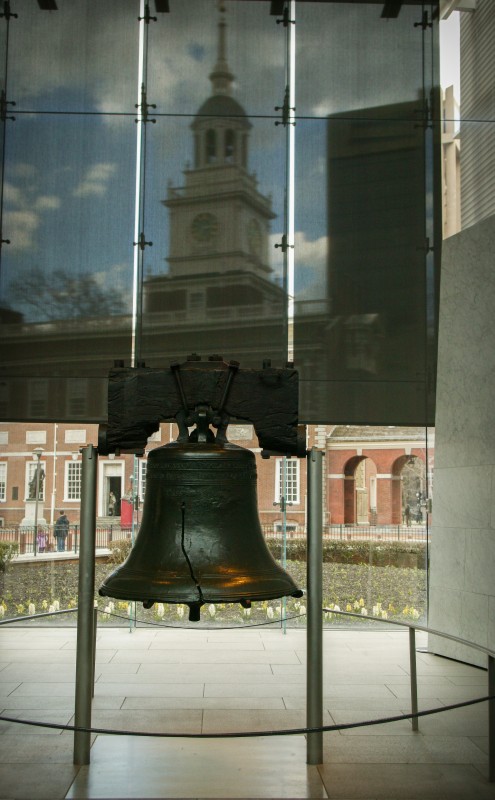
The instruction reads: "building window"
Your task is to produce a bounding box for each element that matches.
[0,463,6,502]
[65,461,82,501]
[67,379,87,417]
[0,382,8,419]
[26,461,46,501]
[29,380,48,418]
[26,430,47,445]
[139,460,147,502]
[188,291,204,311]
[206,129,216,163]
[65,429,86,444]
[225,129,235,162]
[275,458,300,505]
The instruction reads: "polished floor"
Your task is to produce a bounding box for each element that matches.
[1,624,494,799]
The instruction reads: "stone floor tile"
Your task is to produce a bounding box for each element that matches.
[94,681,205,697]
[388,684,487,700]
[88,708,203,734]
[317,762,495,799]
[0,709,73,735]
[0,695,124,711]
[201,708,315,733]
[111,648,301,664]
[0,733,76,763]
[122,695,285,710]
[322,732,487,763]
[149,638,266,650]
[0,763,79,800]
[66,735,328,799]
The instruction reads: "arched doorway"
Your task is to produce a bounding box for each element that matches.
[392,455,427,525]
[343,456,378,525]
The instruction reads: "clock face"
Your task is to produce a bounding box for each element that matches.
[191,212,219,243]
[247,218,262,257]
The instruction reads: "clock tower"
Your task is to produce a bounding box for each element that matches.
[144,5,282,321]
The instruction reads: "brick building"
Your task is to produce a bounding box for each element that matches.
[0,421,432,533]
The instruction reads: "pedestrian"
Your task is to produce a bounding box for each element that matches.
[37,528,47,553]
[54,510,69,552]
[108,491,116,516]
[404,504,411,527]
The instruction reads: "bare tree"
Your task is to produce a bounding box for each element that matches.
[9,266,126,321]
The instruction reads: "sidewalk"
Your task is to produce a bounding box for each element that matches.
[1,626,494,799]
[14,549,110,563]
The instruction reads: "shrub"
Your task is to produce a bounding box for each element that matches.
[108,538,132,565]
[266,537,426,569]
[0,541,19,572]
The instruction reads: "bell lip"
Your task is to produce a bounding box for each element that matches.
[98,585,302,604]
[149,441,252,458]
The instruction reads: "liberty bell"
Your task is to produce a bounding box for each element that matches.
[99,367,303,621]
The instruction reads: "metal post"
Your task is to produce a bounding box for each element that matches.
[33,450,43,557]
[282,458,287,635]
[489,655,495,781]
[73,444,97,766]
[409,627,419,731]
[307,447,323,765]
[92,606,98,699]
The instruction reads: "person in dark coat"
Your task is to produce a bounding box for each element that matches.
[54,510,69,552]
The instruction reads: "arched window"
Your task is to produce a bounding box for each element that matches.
[194,134,200,168]
[225,129,235,163]
[241,134,248,168]
[206,129,216,164]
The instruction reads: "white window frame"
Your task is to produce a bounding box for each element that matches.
[25,461,46,501]
[0,463,6,502]
[275,457,300,506]
[65,460,82,501]
[29,380,48,418]
[139,459,147,502]
[66,378,87,417]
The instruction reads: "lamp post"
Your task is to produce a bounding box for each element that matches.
[32,447,44,557]
[273,457,293,634]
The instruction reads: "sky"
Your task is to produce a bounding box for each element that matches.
[0,0,454,320]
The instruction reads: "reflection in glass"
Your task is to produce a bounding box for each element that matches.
[7,0,138,114]
[139,3,288,370]
[0,1,290,422]
[293,2,441,426]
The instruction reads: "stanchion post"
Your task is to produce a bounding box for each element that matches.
[92,606,97,699]
[307,447,323,765]
[489,655,495,782]
[409,626,419,731]
[73,444,98,766]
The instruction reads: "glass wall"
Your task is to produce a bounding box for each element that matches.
[0,2,446,630]
[293,1,441,427]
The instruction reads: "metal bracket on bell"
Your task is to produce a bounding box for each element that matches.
[171,359,238,444]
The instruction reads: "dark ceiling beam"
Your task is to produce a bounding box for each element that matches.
[269,0,431,5]
[381,1,402,17]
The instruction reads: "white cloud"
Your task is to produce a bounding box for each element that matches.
[293,232,328,272]
[3,182,25,208]
[3,210,39,251]
[3,174,61,251]
[294,232,328,300]
[92,262,133,312]
[34,195,61,211]
[72,163,117,198]
[268,231,328,300]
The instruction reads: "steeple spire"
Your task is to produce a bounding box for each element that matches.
[209,1,234,96]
